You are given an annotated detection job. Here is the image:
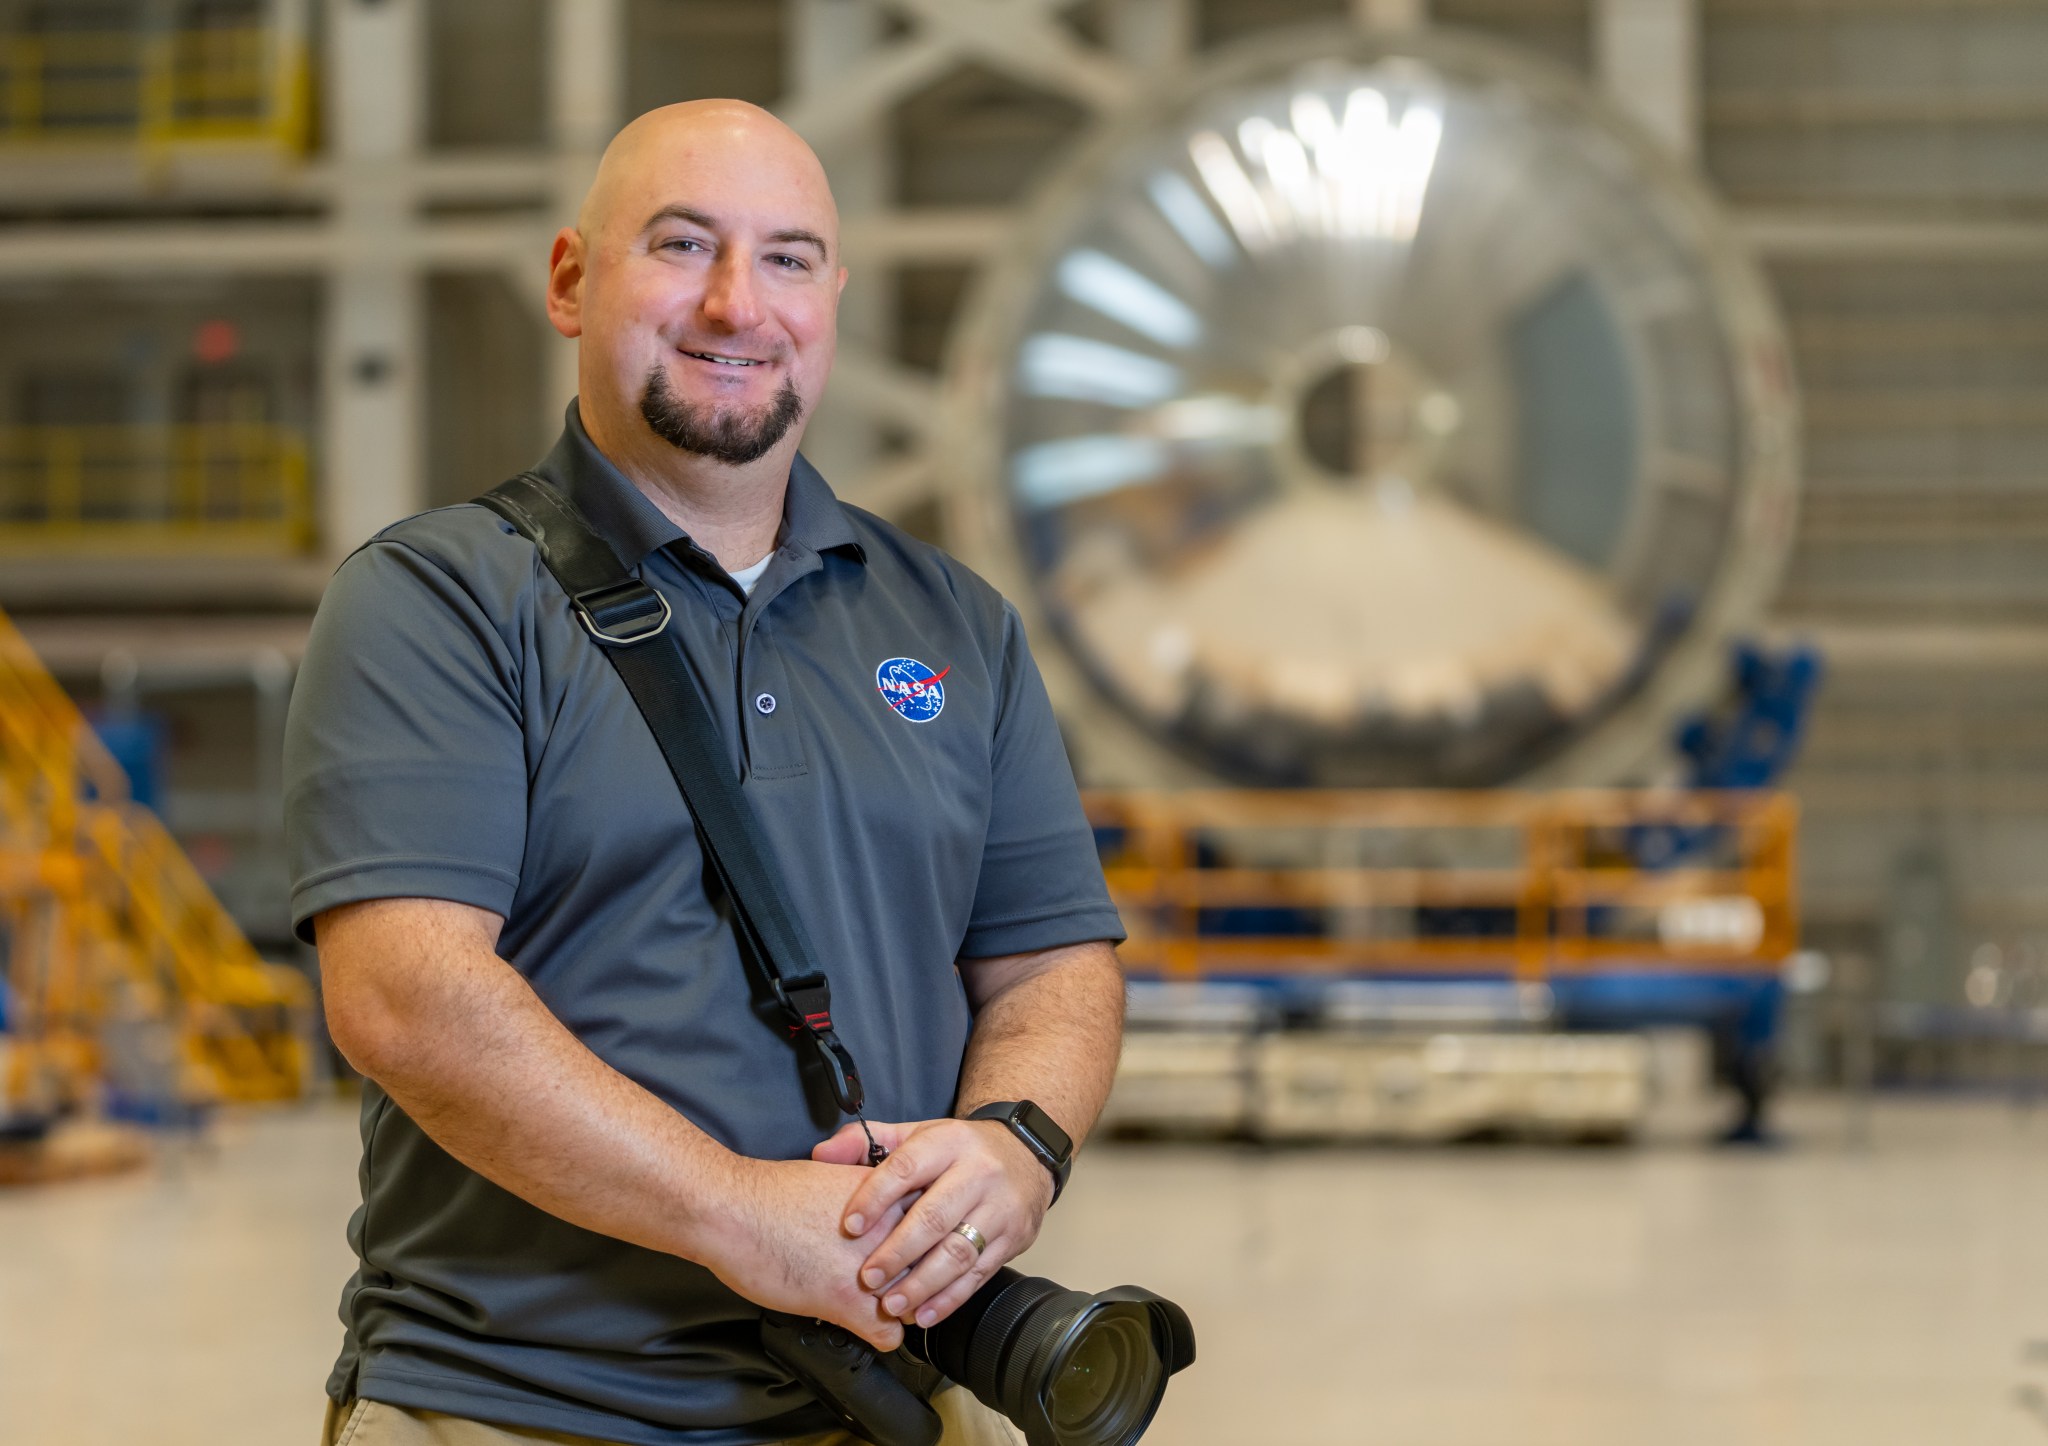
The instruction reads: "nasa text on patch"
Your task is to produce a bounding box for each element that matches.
[876,657,948,723]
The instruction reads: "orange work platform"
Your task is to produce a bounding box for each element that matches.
[1085,788,1798,983]
[0,606,309,1127]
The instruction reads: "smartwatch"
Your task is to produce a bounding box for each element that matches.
[968,1100,1073,1205]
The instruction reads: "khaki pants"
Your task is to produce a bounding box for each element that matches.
[321,1388,1023,1446]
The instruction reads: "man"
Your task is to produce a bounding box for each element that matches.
[285,101,1127,1446]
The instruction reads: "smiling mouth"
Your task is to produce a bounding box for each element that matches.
[682,349,769,368]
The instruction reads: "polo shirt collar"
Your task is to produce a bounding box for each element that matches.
[782,450,864,562]
[536,401,865,571]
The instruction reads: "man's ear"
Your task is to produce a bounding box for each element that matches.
[546,228,587,340]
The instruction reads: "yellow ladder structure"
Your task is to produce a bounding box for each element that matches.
[0,606,308,1125]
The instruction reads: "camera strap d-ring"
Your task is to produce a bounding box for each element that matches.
[478,473,880,1157]
[773,972,882,1160]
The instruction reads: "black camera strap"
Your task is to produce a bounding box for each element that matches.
[478,472,883,1164]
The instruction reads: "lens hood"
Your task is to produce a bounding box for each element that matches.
[915,1270,1197,1446]
[765,1271,1195,1446]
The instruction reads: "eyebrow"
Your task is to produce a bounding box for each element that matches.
[642,205,831,261]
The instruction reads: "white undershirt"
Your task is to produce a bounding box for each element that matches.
[728,553,774,596]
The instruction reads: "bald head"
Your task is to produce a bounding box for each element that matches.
[577,100,839,255]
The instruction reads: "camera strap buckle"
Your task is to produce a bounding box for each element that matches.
[572,579,671,647]
[775,972,868,1121]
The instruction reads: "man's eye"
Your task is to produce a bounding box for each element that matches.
[662,238,705,253]
[770,255,808,271]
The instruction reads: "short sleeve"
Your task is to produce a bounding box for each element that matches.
[958,603,1126,958]
[284,537,529,943]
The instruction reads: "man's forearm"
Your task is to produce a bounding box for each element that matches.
[320,898,746,1264]
[955,939,1126,1146]
[322,897,922,1349]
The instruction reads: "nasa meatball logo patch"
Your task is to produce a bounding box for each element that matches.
[876,657,948,723]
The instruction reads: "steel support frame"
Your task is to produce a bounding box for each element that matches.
[1595,0,1700,162]
[790,0,896,487]
[544,0,627,412]
[323,0,426,563]
[3,0,2042,545]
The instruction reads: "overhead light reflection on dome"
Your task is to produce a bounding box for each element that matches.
[1290,91,1339,156]
[1149,394,1280,444]
[1056,249,1203,349]
[1200,89,1444,247]
[1189,129,1278,252]
[1012,435,1168,508]
[1240,116,1314,242]
[1145,171,1236,267]
[1386,104,1443,239]
[1018,333,1181,407]
[1337,87,1394,235]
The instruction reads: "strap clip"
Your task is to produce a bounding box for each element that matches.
[573,579,671,647]
[774,972,866,1116]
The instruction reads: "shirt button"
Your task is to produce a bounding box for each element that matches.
[754,692,777,716]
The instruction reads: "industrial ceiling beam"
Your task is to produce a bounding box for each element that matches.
[324,0,427,560]
[5,205,2046,283]
[1104,0,1193,69]
[0,219,550,279]
[0,222,333,275]
[840,454,938,520]
[1351,0,1428,30]
[879,0,1134,114]
[776,34,960,146]
[779,0,1127,150]
[1595,0,1700,161]
[839,207,1011,264]
[546,0,628,409]
[793,0,899,489]
[826,346,943,440]
[1768,623,2048,670]
[1738,210,2048,259]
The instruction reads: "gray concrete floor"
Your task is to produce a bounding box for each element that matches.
[3,1096,2046,1446]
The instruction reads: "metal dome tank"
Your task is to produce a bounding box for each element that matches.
[938,24,1801,789]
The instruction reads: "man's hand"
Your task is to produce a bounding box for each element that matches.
[812,1118,1056,1329]
[802,940,1123,1333]
[698,1158,916,1352]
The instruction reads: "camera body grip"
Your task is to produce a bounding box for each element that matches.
[760,1311,944,1446]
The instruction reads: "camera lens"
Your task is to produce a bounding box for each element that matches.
[1047,1313,1157,1440]
[920,1269,1182,1446]
[1050,1319,1123,1426]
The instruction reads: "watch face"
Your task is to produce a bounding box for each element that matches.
[1016,1101,1073,1160]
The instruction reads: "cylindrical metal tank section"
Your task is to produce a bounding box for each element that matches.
[941,25,1800,788]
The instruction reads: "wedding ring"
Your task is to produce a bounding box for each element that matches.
[953,1221,988,1257]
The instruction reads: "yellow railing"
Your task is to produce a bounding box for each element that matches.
[0,25,310,152]
[1087,789,1799,981]
[0,605,308,1121]
[0,423,315,554]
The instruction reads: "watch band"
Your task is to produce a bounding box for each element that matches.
[968,1100,1073,1205]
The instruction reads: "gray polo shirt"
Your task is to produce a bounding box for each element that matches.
[284,405,1123,1446]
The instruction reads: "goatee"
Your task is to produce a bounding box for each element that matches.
[639,363,804,466]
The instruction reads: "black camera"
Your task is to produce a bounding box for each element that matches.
[762,1267,1196,1446]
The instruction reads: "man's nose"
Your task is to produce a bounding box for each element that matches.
[701,253,764,333]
